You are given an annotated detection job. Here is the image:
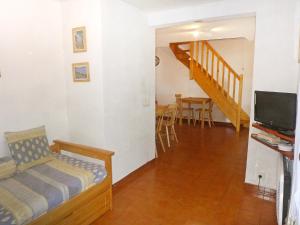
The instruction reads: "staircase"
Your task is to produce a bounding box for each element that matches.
[170,41,249,132]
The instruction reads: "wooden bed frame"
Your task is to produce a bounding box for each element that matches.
[29,140,114,225]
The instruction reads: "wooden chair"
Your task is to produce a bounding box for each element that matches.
[156,104,179,151]
[164,104,179,147]
[195,101,215,127]
[156,113,166,153]
[175,94,196,126]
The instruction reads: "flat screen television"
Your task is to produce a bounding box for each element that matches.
[254,91,297,131]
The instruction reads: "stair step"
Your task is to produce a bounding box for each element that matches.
[173,41,190,45]
[175,51,189,54]
[241,119,250,123]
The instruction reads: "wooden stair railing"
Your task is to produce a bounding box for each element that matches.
[170,41,250,132]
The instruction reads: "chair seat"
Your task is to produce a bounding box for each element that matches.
[162,119,172,126]
[182,107,193,111]
[195,104,215,128]
[195,108,211,112]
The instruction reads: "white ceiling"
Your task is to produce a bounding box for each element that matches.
[121,0,222,12]
[156,17,256,47]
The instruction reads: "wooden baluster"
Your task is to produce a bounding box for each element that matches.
[227,69,231,99]
[216,58,220,88]
[222,63,225,94]
[195,41,199,70]
[236,75,244,133]
[211,52,214,81]
[201,42,204,72]
[206,46,209,77]
[233,74,236,102]
[189,42,194,80]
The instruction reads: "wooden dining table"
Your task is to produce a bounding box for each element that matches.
[179,97,212,128]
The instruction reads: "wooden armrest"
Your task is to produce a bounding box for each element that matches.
[50,140,114,178]
[51,140,114,159]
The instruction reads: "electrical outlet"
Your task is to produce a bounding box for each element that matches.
[143,95,150,106]
[255,171,266,186]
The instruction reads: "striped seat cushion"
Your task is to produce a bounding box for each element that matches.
[0,153,107,225]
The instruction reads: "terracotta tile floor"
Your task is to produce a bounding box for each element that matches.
[93,124,277,225]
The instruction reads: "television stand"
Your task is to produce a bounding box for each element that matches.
[260,123,275,130]
[259,124,295,137]
[251,123,294,160]
[252,123,295,142]
[278,130,295,137]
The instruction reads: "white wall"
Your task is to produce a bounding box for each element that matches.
[0,0,70,157]
[61,0,155,183]
[61,0,105,147]
[0,0,155,184]
[149,0,300,188]
[247,0,299,188]
[101,0,156,182]
[155,38,254,123]
[155,48,206,103]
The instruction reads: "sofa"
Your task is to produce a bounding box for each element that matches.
[0,127,114,225]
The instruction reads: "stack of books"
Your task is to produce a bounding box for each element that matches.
[254,133,281,146]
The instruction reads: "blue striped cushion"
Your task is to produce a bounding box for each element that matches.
[4,126,53,171]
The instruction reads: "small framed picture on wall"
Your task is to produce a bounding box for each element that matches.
[72,62,90,82]
[72,26,87,53]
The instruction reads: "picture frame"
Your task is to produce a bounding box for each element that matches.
[72,26,87,53]
[72,62,90,82]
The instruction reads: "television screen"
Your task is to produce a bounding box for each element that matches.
[254,91,297,130]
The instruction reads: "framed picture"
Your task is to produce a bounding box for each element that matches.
[72,62,90,82]
[72,26,87,53]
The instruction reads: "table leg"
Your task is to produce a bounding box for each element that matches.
[179,106,183,125]
[188,102,191,125]
[201,106,205,128]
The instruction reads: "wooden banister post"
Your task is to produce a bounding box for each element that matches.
[189,42,195,80]
[195,41,199,70]
[233,75,236,102]
[211,53,214,81]
[217,59,220,87]
[201,41,204,72]
[222,64,225,95]
[227,70,231,100]
[236,74,244,133]
[206,45,209,77]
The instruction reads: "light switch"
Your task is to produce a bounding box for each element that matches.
[143,95,150,107]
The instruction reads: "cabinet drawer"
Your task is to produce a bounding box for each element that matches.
[57,189,111,225]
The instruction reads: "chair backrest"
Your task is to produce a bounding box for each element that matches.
[201,99,214,111]
[168,103,177,110]
[156,114,164,132]
[156,104,177,132]
[208,100,214,111]
[164,104,178,126]
[175,94,182,106]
